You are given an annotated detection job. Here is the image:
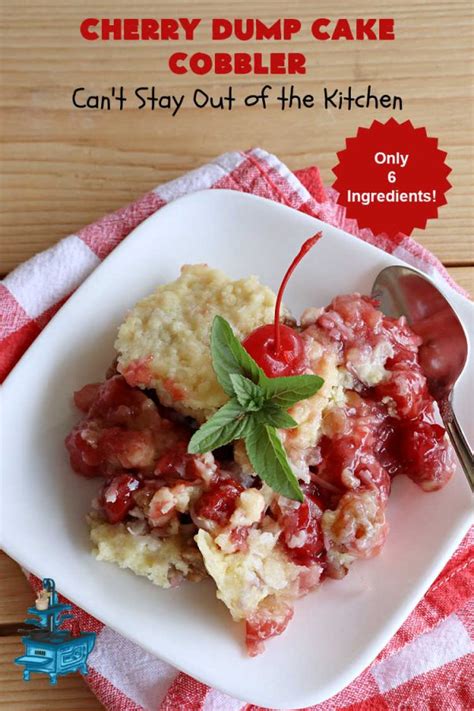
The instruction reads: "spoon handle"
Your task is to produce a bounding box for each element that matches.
[442,402,474,492]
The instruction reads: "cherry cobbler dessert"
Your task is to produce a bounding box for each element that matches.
[65,235,454,655]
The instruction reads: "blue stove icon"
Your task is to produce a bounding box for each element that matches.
[14,578,95,685]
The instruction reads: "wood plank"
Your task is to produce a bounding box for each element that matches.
[0,637,103,710]
[1,0,473,272]
[0,553,34,626]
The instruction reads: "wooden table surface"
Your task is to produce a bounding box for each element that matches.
[1,1,472,708]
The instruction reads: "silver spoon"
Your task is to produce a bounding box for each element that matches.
[372,265,474,491]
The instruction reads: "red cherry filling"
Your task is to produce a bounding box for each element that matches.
[386,415,453,491]
[193,478,243,527]
[100,474,141,524]
[243,323,307,377]
[242,233,322,377]
[155,441,205,482]
[65,375,192,479]
[276,492,325,566]
[375,364,429,420]
[73,383,101,413]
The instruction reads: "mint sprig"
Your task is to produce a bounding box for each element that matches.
[188,315,324,502]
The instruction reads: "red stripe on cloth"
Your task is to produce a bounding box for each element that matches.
[212,158,291,203]
[245,150,316,212]
[0,319,40,382]
[294,166,327,205]
[0,283,30,336]
[423,548,474,620]
[456,598,474,631]
[383,654,474,711]
[340,698,390,711]
[79,191,166,260]
[86,666,145,711]
[0,292,73,381]
[212,154,324,225]
[160,672,209,711]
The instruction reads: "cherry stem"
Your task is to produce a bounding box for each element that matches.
[273,232,323,355]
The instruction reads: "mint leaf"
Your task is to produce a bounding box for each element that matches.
[210,315,265,396]
[189,316,322,502]
[188,399,250,454]
[229,373,264,411]
[257,402,298,429]
[261,374,324,409]
[245,424,304,502]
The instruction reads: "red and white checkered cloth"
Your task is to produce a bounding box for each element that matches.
[1,149,472,710]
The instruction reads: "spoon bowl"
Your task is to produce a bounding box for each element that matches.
[372,265,473,489]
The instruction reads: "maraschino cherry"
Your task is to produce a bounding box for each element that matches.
[243,233,322,378]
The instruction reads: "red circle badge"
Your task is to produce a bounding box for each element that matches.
[332,119,451,237]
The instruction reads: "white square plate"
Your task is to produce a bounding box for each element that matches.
[1,190,473,709]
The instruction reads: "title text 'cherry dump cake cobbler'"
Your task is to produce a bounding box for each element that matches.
[65,254,454,656]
